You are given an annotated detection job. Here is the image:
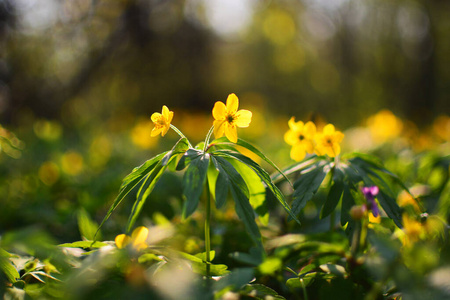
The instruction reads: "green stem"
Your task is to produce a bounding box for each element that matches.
[203,125,215,152]
[205,178,211,279]
[301,278,309,300]
[170,124,192,148]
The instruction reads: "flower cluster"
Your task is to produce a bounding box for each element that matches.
[150,93,252,144]
[284,118,344,161]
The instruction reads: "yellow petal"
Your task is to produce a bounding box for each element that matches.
[226,93,239,113]
[162,106,170,120]
[304,121,316,138]
[213,101,227,120]
[167,111,174,124]
[213,119,225,138]
[323,124,336,135]
[115,234,130,249]
[290,144,306,161]
[234,110,252,127]
[131,226,149,246]
[334,131,344,143]
[284,130,299,146]
[161,124,170,137]
[303,139,315,153]
[151,127,163,137]
[225,124,238,143]
[151,112,162,123]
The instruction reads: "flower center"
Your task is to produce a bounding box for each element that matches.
[325,137,332,145]
[156,117,166,126]
[226,114,235,124]
[298,134,305,141]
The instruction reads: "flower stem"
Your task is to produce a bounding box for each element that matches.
[203,125,215,152]
[170,124,192,148]
[205,178,211,279]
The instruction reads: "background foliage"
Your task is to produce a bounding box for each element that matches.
[0,0,449,299]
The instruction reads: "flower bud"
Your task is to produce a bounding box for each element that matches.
[350,205,367,220]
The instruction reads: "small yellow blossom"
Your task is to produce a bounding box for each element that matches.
[151,106,174,137]
[284,118,316,161]
[367,110,403,143]
[314,124,344,158]
[397,191,421,213]
[212,93,252,143]
[401,214,425,247]
[115,226,149,251]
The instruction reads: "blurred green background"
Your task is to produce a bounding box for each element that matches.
[0,0,449,242]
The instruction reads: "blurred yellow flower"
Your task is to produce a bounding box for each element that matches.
[402,214,425,247]
[314,124,344,158]
[61,151,84,176]
[151,106,173,137]
[284,118,316,161]
[398,190,421,213]
[212,93,252,143]
[131,119,159,149]
[432,115,450,142]
[38,161,60,186]
[367,110,403,143]
[115,226,149,251]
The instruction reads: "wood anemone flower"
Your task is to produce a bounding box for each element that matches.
[212,93,252,143]
[314,124,344,158]
[151,105,174,137]
[115,226,149,251]
[284,117,316,161]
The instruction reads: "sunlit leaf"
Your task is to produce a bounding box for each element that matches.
[213,150,300,224]
[126,138,190,232]
[212,137,293,187]
[58,241,108,249]
[0,255,19,283]
[214,156,262,250]
[77,208,100,241]
[96,151,168,237]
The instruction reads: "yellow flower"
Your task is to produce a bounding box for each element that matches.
[401,214,425,247]
[284,118,316,161]
[151,106,174,137]
[212,93,252,143]
[314,124,345,158]
[115,226,149,251]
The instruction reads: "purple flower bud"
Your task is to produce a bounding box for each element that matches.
[361,186,379,217]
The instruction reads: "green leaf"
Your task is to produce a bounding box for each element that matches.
[214,268,254,291]
[291,163,329,217]
[321,168,345,219]
[58,241,108,249]
[214,156,249,197]
[213,150,300,224]
[194,250,216,262]
[178,251,229,276]
[125,139,190,232]
[226,157,268,224]
[340,183,356,226]
[272,155,319,183]
[376,190,402,228]
[96,151,168,237]
[77,208,100,241]
[214,156,262,250]
[182,154,210,218]
[209,157,230,209]
[212,137,293,187]
[176,148,202,171]
[241,283,286,299]
[0,255,19,283]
